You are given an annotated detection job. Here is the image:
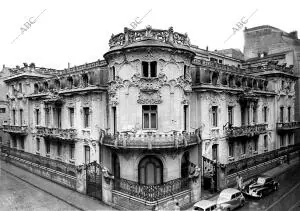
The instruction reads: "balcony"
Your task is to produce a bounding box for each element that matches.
[101,132,200,150]
[36,126,77,141]
[276,122,300,132]
[2,125,28,135]
[225,124,267,139]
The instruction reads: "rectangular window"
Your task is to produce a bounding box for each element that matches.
[0,108,6,113]
[184,65,187,79]
[229,143,234,157]
[288,107,291,122]
[212,106,218,127]
[280,107,284,122]
[228,106,233,125]
[184,105,188,131]
[254,139,258,152]
[57,108,61,129]
[13,109,16,125]
[35,109,40,125]
[45,108,50,127]
[20,138,24,150]
[69,108,74,128]
[84,146,90,164]
[142,105,157,129]
[70,144,75,159]
[150,61,157,77]
[288,134,292,145]
[57,142,62,156]
[19,109,23,126]
[142,61,157,77]
[19,83,22,93]
[195,68,200,83]
[36,138,40,152]
[241,142,246,155]
[218,59,223,64]
[83,107,90,128]
[280,135,284,147]
[112,66,116,81]
[13,137,17,148]
[253,106,257,123]
[112,107,117,134]
[263,106,268,123]
[264,135,268,149]
[46,140,50,154]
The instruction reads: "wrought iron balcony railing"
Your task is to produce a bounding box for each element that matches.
[36,126,77,141]
[276,121,300,131]
[1,145,76,176]
[114,177,189,202]
[2,125,28,135]
[225,124,267,138]
[101,132,200,149]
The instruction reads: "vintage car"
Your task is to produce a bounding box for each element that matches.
[242,176,279,198]
[216,188,245,211]
[193,200,218,211]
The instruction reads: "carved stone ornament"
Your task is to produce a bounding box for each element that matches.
[137,92,162,104]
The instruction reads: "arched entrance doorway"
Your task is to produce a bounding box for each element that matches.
[138,156,163,185]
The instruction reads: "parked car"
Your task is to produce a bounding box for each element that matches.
[193,200,218,211]
[216,188,245,211]
[242,176,279,198]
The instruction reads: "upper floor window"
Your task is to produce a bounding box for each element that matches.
[218,59,223,64]
[43,81,48,91]
[54,79,60,90]
[229,143,234,157]
[35,109,40,125]
[83,107,90,128]
[264,135,268,149]
[34,84,39,94]
[142,61,157,78]
[111,67,116,81]
[212,106,218,127]
[69,107,75,128]
[12,109,16,125]
[36,138,40,152]
[253,106,257,123]
[20,138,24,150]
[0,108,6,113]
[46,140,50,154]
[280,135,285,147]
[84,145,90,164]
[288,107,291,122]
[18,83,22,93]
[70,144,75,159]
[254,139,258,152]
[142,105,157,129]
[228,106,233,126]
[45,108,50,127]
[82,74,89,87]
[280,107,284,122]
[57,142,62,156]
[19,109,23,126]
[263,106,268,123]
[67,77,73,89]
[281,80,285,89]
[184,65,187,79]
[241,142,246,155]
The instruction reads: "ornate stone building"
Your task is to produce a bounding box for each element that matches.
[0,26,299,210]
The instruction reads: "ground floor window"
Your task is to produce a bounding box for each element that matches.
[36,138,40,152]
[253,139,258,152]
[280,135,285,147]
[12,138,17,148]
[264,135,268,150]
[84,146,90,164]
[70,144,75,159]
[138,156,163,185]
[57,142,62,156]
[45,140,50,154]
[20,138,24,150]
[241,142,246,155]
[181,151,189,178]
[229,143,234,157]
[288,134,292,145]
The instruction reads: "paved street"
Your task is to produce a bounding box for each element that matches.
[0,168,79,211]
[240,162,300,211]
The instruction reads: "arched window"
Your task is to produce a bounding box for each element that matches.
[138,156,163,185]
[181,151,189,178]
[34,83,39,94]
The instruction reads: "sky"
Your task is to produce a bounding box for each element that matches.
[0,0,299,70]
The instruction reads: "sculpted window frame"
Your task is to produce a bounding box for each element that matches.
[142,61,157,78]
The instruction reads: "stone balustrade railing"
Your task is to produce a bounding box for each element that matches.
[2,125,28,135]
[225,124,267,138]
[36,126,77,140]
[276,121,300,131]
[101,131,200,149]
[109,26,191,49]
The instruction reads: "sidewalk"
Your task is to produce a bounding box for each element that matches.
[0,160,115,211]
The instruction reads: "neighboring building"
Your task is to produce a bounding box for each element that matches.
[0,26,299,210]
[243,25,300,143]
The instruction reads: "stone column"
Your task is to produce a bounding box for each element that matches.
[102,177,113,205]
[190,176,201,202]
[76,167,86,194]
